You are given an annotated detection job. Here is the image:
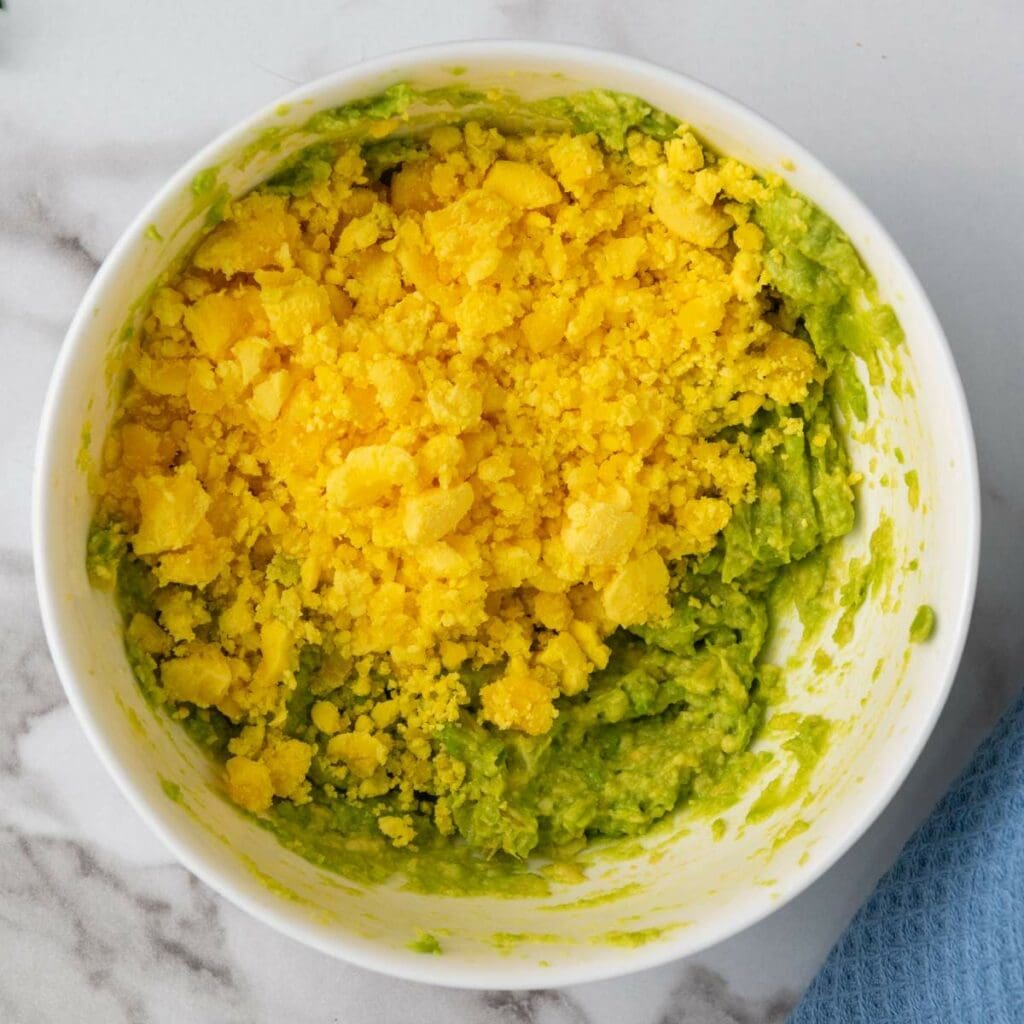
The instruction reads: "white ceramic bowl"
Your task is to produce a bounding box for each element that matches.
[34,42,979,988]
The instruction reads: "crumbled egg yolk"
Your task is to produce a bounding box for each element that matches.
[96,122,821,834]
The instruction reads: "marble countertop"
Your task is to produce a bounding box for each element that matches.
[2,2,1022,1021]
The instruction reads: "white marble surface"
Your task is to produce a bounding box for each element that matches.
[2,1,1022,1021]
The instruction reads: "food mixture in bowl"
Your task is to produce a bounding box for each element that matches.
[86,88,900,890]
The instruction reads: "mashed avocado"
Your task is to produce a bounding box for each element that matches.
[86,86,904,894]
[909,604,936,643]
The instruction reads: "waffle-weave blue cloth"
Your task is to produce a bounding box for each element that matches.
[789,688,1024,1023]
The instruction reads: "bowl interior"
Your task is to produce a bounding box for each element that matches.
[35,44,977,987]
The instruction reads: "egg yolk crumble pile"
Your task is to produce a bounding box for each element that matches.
[91,121,824,839]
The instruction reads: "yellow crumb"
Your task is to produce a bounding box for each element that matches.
[377,814,416,847]
[480,667,557,736]
[225,755,274,812]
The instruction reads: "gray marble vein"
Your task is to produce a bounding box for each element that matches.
[1,1,1021,1021]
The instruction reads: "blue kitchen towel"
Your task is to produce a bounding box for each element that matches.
[790,688,1024,1024]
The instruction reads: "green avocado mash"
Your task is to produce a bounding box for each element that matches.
[87,84,910,896]
[909,604,936,643]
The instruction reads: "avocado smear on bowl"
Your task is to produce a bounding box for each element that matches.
[85,85,904,896]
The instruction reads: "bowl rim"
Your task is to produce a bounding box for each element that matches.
[32,39,981,989]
